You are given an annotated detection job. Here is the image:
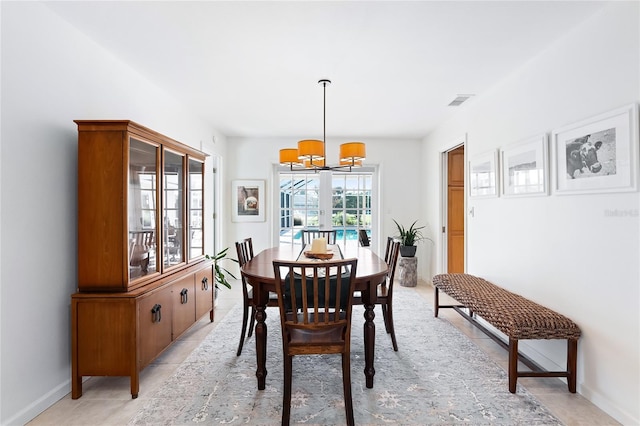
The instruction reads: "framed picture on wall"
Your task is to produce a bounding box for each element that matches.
[232,179,265,222]
[500,134,549,197]
[552,104,639,195]
[469,150,499,198]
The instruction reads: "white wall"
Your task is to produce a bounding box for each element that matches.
[0,3,226,424]
[423,2,639,424]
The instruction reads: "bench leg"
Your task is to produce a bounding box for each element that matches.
[434,287,439,317]
[508,338,518,393]
[567,338,578,393]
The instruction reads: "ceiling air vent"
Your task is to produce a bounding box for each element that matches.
[448,94,474,107]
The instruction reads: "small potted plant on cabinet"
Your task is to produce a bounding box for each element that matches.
[393,219,426,257]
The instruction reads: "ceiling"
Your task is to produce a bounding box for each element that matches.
[45,1,609,140]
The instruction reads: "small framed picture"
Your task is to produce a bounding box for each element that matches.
[232,180,265,222]
[552,104,639,195]
[500,134,549,197]
[469,150,499,198]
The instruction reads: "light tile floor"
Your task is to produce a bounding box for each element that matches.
[28,280,619,425]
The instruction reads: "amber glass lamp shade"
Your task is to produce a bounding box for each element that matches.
[279,148,302,166]
[298,139,325,161]
[340,142,366,162]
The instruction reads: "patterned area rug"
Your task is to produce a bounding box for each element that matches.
[129,287,561,425]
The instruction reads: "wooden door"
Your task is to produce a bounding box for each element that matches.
[447,146,465,273]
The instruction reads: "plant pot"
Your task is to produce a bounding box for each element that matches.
[400,245,417,257]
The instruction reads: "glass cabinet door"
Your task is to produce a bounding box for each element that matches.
[188,159,204,259]
[163,149,185,268]
[128,138,159,280]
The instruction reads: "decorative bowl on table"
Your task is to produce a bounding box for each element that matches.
[304,251,334,260]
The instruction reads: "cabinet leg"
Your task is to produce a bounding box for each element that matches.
[131,372,139,399]
[71,374,82,399]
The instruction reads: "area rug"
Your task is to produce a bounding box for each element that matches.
[129,287,561,425]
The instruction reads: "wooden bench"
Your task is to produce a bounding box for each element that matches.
[432,273,581,393]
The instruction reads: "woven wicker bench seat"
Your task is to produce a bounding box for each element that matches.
[432,273,581,393]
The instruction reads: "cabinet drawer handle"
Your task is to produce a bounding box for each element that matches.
[151,304,162,323]
[180,288,189,304]
[202,277,209,291]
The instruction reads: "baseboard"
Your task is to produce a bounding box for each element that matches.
[579,382,638,426]
[5,379,70,425]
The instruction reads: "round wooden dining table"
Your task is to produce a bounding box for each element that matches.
[241,244,388,390]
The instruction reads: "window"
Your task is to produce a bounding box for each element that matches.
[279,169,374,250]
[331,173,372,247]
[138,172,157,229]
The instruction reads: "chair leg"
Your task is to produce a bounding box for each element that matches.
[342,353,355,426]
[282,355,293,426]
[247,306,256,338]
[236,300,250,356]
[381,304,390,333]
[385,303,398,351]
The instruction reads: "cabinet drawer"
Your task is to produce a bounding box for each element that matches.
[171,275,196,338]
[138,286,173,368]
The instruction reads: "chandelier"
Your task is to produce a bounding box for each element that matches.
[279,79,366,171]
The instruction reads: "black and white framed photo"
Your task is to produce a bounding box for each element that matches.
[232,179,265,222]
[552,104,639,195]
[500,134,549,197]
[469,150,499,198]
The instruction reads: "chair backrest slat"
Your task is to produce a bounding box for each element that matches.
[235,237,254,267]
[384,236,395,264]
[235,238,255,302]
[273,258,358,330]
[358,229,370,247]
[301,229,337,245]
[385,240,401,296]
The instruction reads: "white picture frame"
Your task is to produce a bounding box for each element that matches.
[232,179,265,222]
[552,104,639,195]
[469,150,499,198]
[500,134,549,197]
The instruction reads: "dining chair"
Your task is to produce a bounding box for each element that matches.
[353,238,401,351]
[129,230,154,272]
[272,257,358,426]
[301,229,337,245]
[384,236,394,262]
[235,238,278,356]
[358,229,370,247]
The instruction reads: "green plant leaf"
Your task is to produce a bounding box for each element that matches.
[205,247,238,290]
[393,219,427,246]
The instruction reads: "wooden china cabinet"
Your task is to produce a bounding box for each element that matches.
[71,120,214,399]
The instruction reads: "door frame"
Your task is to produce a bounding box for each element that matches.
[439,135,467,274]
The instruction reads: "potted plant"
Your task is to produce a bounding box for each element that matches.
[205,247,237,300]
[393,219,426,257]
